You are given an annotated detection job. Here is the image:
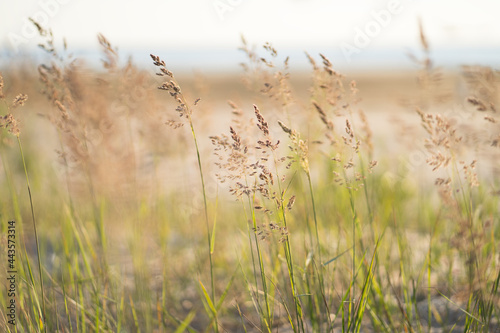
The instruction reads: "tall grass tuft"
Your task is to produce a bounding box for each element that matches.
[150,53,219,331]
[0,75,45,331]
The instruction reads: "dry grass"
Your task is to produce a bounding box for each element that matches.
[0,23,499,333]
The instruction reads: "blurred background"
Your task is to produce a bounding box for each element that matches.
[1,0,499,72]
[1,0,500,197]
[1,2,499,331]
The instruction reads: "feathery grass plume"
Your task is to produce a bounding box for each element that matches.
[212,105,287,201]
[238,35,261,89]
[0,78,25,137]
[463,65,499,112]
[406,21,452,109]
[415,107,462,171]
[254,104,270,137]
[418,18,429,54]
[309,53,374,190]
[260,42,293,108]
[31,17,54,48]
[12,93,28,109]
[99,42,180,200]
[286,195,296,211]
[0,79,27,138]
[210,125,252,197]
[150,54,192,130]
[226,100,255,137]
[239,38,293,112]
[277,120,308,173]
[304,51,318,71]
[461,65,500,178]
[0,113,21,137]
[39,30,166,201]
[312,100,334,133]
[358,110,373,156]
[467,96,488,112]
[212,104,284,202]
[308,53,350,146]
[253,222,289,243]
[37,31,136,200]
[98,33,118,70]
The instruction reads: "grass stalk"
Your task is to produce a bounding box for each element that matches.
[186,107,219,333]
[246,194,273,331]
[150,54,218,331]
[305,171,331,329]
[17,137,46,332]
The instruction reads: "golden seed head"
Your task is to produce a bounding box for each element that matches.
[467,96,487,111]
[278,120,292,135]
[287,195,296,211]
[254,104,269,136]
[12,94,28,108]
[1,114,20,137]
[305,51,318,70]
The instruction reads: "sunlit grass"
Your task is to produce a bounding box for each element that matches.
[0,24,499,333]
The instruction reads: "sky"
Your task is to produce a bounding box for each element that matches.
[1,0,499,70]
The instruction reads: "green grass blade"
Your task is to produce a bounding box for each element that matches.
[323,247,352,266]
[216,268,237,312]
[129,295,141,333]
[199,280,217,318]
[211,190,219,254]
[436,290,483,325]
[354,239,380,332]
[174,311,197,333]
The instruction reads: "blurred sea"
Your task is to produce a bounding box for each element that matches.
[1,45,499,73]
